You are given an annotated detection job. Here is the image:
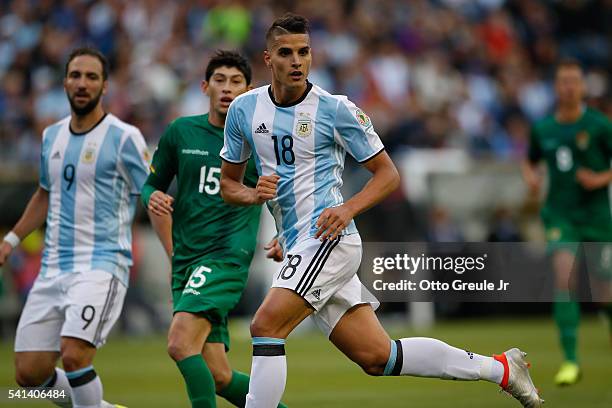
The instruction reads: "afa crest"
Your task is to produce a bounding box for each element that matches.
[82,147,96,164]
[575,131,590,150]
[296,115,312,137]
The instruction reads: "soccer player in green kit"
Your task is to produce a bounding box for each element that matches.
[522,60,612,386]
[141,51,286,408]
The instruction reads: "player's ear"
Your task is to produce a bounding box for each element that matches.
[201,80,209,95]
[102,79,108,95]
[264,50,271,68]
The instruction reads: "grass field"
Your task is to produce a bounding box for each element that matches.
[0,317,610,407]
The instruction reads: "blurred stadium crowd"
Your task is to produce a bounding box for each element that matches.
[1,0,611,166]
[1,0,611,337]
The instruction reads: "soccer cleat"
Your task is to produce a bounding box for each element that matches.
[554,361,581,386]
[494,348,544,407]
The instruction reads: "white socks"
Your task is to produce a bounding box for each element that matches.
[41,368,71,407]
[42,367,117,408]
[244,336,506,408]
[66,366,103,408]
[245,337,287,408]
[386,338,504,384]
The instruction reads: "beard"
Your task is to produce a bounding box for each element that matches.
[67,89,103,116]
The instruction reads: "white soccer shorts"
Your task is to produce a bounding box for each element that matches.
[15,269,127,351]
[271,233,379,336]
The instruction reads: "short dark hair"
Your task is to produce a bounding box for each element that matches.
[65,47,109,80]
[205,50,252,85]
[266,13,310,46]
[555,58,583,76]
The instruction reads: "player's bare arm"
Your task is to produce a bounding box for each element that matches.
[147,209,173,260]
[145,189,174,259]
[220,161,279,205]
[520,160,543,195]
[316,151,400,241]
[575,168,612,190]
[0,187,49,266]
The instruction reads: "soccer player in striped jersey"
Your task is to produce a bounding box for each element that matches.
[220,13,543,408]
[142,51,286,408]
[0,47,148,408]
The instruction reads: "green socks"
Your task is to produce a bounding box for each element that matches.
[553,291,580,363]
[218,370,288,408]
[177,355,217,408]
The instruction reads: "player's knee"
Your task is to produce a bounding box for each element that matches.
[60,349,89,372]
[167,334,193,362]
[249,308,279,338]
[250,314,274,337]
[249,317,266,337]
[167,341,188,362]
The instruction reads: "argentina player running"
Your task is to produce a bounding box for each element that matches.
[0,47,148,408]
[220,14,543,408]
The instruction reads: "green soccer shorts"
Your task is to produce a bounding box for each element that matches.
[172,259,249,351]
[542,210,612,280]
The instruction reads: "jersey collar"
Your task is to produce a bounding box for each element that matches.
[267,81,313,108]
[69,113,108,136]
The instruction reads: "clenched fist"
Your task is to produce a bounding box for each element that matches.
[148,190,174,217]
[255,174,280,204]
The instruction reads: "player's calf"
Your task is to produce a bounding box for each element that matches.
[329,303,392,376]
[351,348,391,376]
[210,365,233,392]
[202,343,233,391]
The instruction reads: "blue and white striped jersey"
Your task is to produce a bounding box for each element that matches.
[221,83,384,251]
[39,113,149,286]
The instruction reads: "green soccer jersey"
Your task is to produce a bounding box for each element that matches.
[528,107,612,226]
[144,114,261,274]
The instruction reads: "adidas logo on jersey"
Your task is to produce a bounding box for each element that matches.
[311,289,321,300]
[52,151,61,159]
[255,123,269,134]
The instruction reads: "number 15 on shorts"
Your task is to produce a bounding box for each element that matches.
[187,266,212,289]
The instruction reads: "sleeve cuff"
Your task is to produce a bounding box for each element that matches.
[221,156,249,165]
[141,184,156,208]
[357,147,385,164]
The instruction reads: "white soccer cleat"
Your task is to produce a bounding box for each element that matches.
[494,348,544,408]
